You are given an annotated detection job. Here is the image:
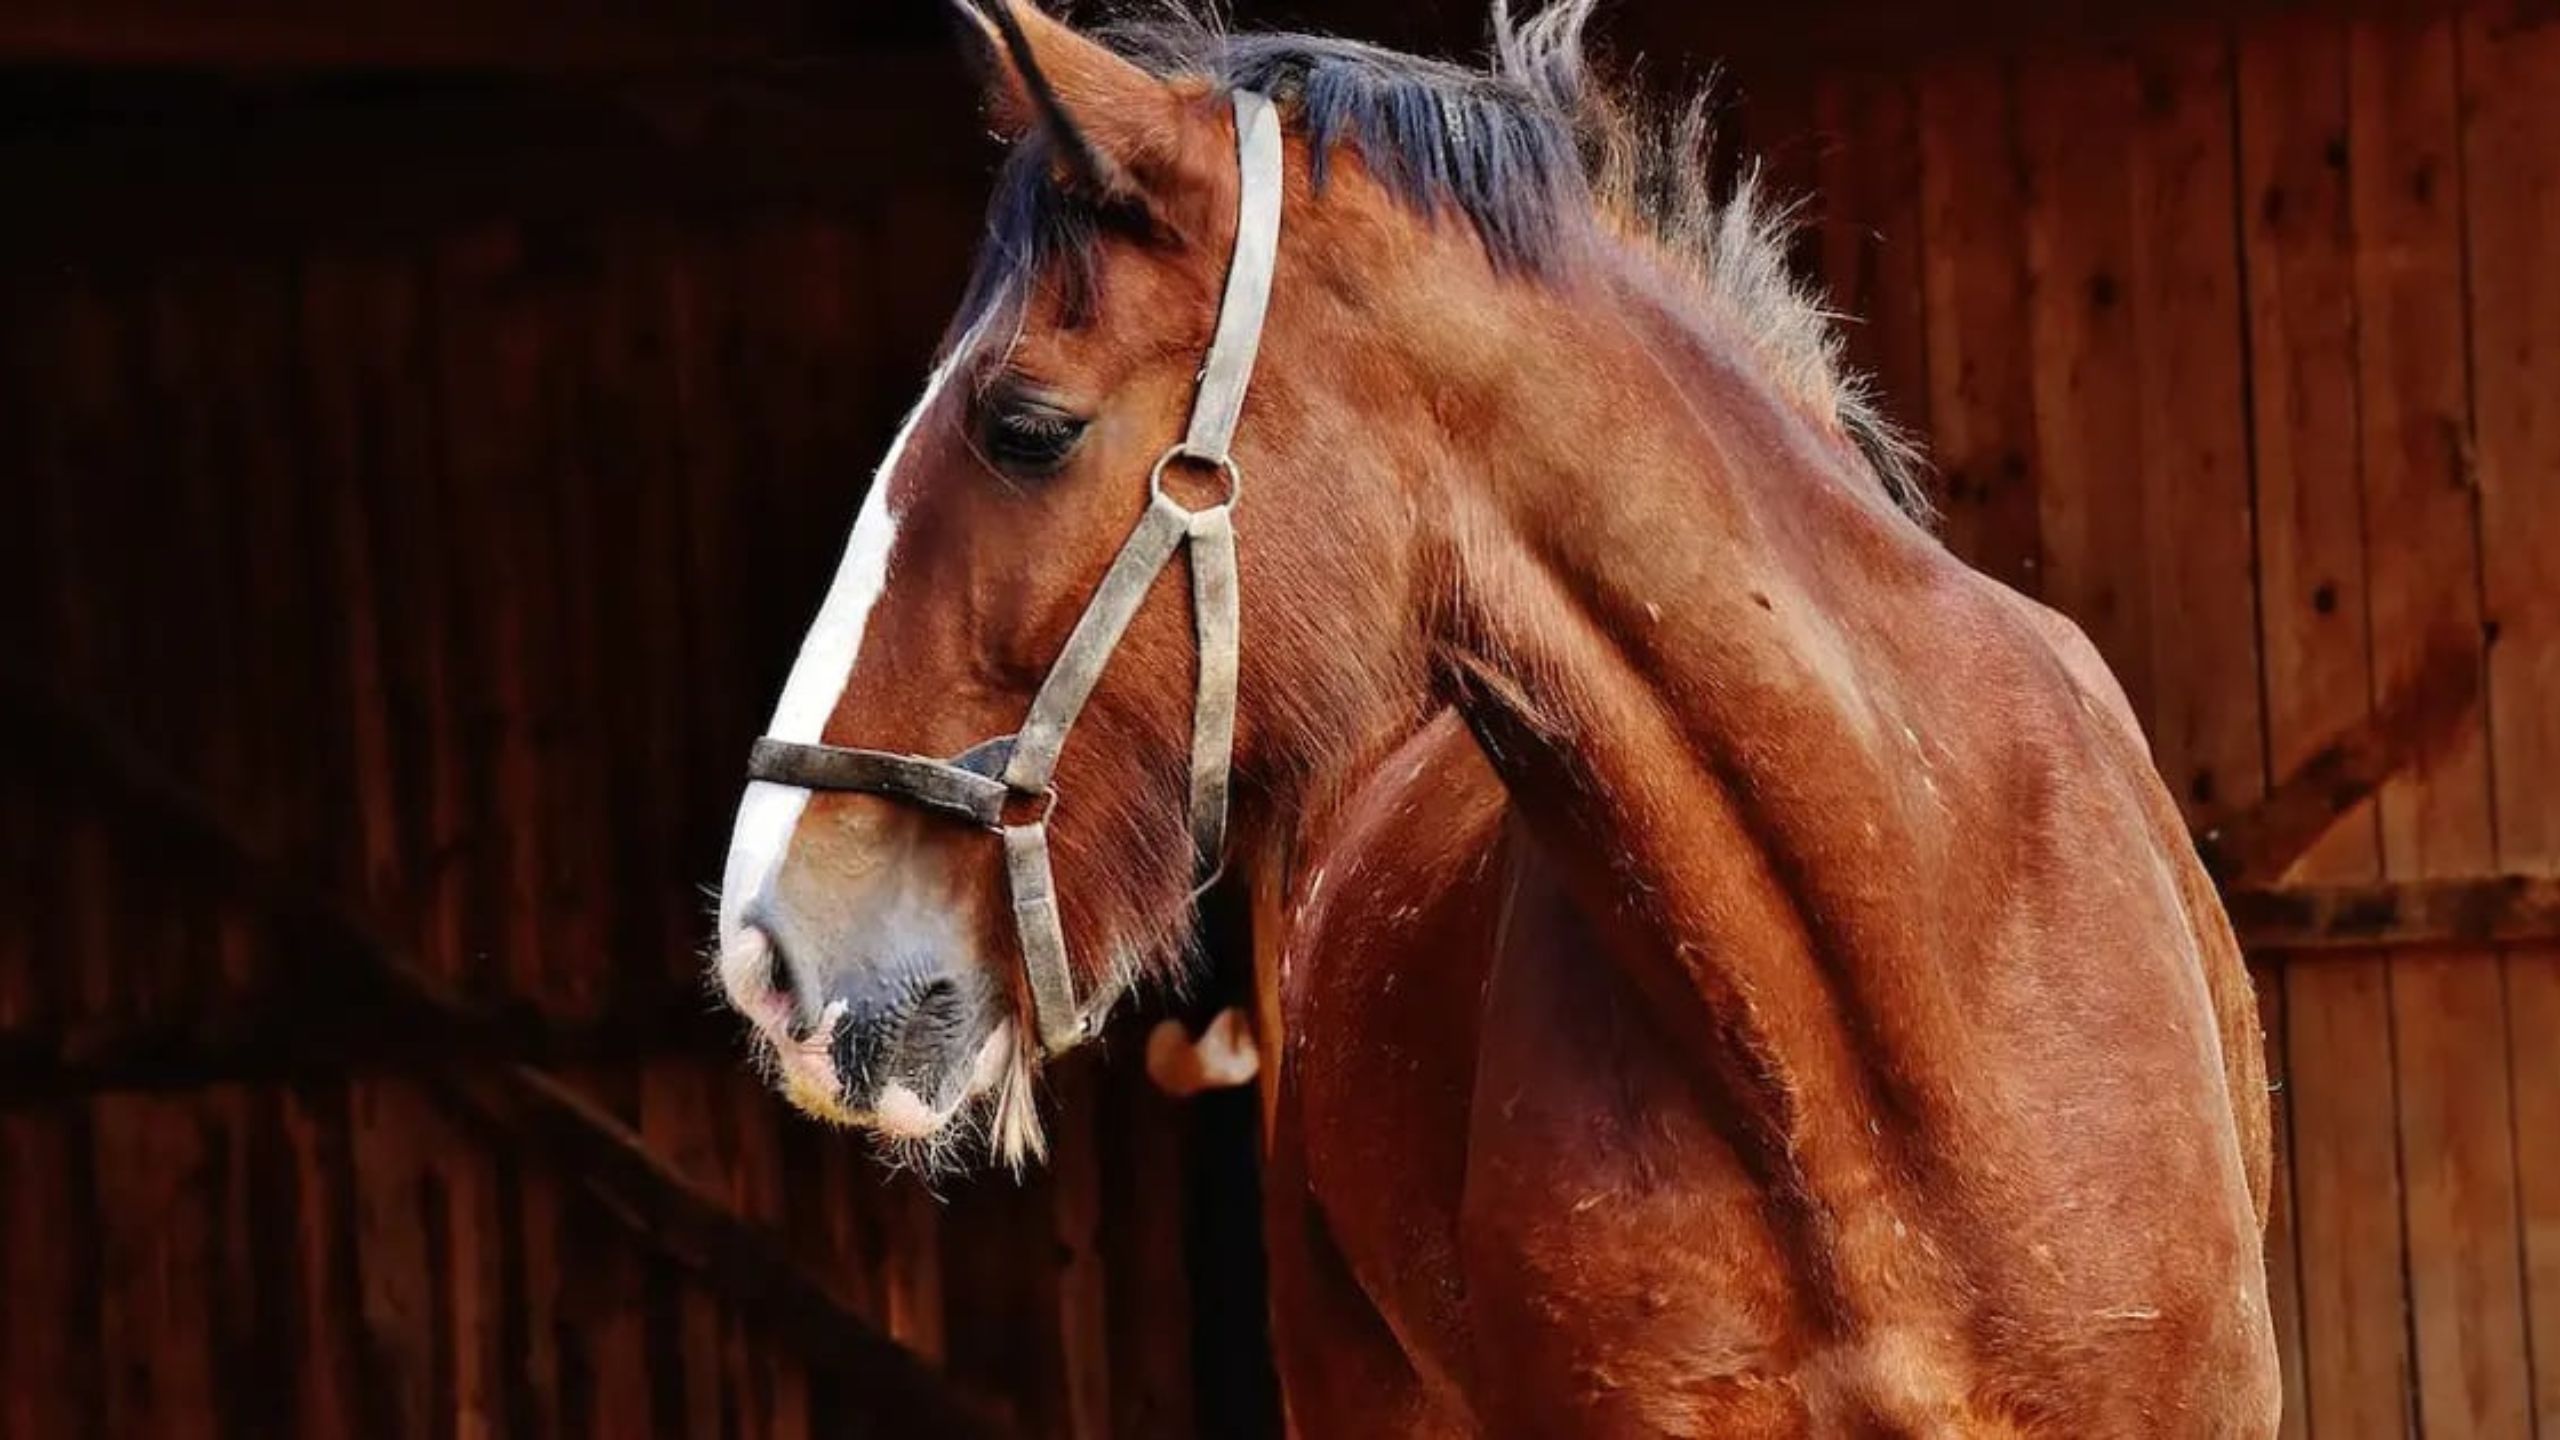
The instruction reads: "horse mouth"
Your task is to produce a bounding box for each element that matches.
[760,1004,1014,1142]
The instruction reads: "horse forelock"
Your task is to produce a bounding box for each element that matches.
[953,0,1932,524]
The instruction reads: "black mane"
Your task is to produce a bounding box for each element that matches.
[956,2,1932,523]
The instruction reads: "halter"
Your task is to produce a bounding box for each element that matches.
[746,90,1284,1056]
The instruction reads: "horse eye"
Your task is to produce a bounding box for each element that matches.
[981,401,1089,478]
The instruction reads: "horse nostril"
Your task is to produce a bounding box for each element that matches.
[829,1018,874,1099]
[719,926,801,1032]
[913,977,964,1035]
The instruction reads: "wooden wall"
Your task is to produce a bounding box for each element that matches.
[0,68,1267,1440]
[3,0,2557,1435]
[1746,0,2560,1433]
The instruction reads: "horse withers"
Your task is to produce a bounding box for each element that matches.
[711,3,2280,1433]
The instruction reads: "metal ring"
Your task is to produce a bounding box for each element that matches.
[1001,783,1061,830]
[1147,444,1242,512]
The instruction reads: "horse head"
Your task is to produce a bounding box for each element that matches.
[710,1,1489,1164]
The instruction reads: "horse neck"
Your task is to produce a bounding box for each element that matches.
[1426,268,1976,1153]
[1436,271,1944,853]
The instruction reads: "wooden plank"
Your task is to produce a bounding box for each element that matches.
[346,1078,449,1439]
[0,0,948,67]
[940,1163,1069,1437]
[2351,17,2497,882]
[1,260,110,1440]
[0,672,1004,1435]
[2129,30,2264,830]
[1100,1040,1198,1440]
[1050,1065,1114,1440]
[431,222,553,1007]
[174,255,308,1440]
[2462,0,2560,877]
[2281,952,2410,1436]
[2250,965,2310,1440]
[42,265,223,1440]
[0,1106,100,1440]
[638,1057,734,1440]
[2347,11,2532,1438]
[2017,47,2151,713]
[2234,15,2398,1434]
[277,1082,365,1438]
[2459,3,2560,1430]
[2392,951,2530,1438]
[1915,55,2041,587]
[595,218,724,1440]
[92,1092,221,1440]
[2239,11,2380,885]
[2509,946,2560,1438]
[671,217,816,1440]
[429,220,613,1440]
[1810,70,1931,435]
[877,1169,951,1365]
[2,278,73,1440]
[302,246,504,1440]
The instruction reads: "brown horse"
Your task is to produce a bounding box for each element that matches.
[711,2,2280,1432]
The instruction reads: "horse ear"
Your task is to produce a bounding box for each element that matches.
[944,0,1190,197]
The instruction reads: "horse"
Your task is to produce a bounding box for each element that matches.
[709,2,2282,1433]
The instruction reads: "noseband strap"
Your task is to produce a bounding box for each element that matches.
[745,90,1284,1056]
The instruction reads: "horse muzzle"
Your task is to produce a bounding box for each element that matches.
[718,920,1006,1137]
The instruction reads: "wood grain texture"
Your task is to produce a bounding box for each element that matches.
[2251,964,2311,1440]
[1810,71,1932,435]
[13,5,2560,1435]
[2348,12,2531,1437]
[2239,13,2381,887]
[2236,15,2403,1436]
[1916,56,2042,587]
[2019,47,2151,714]
[2129,30,2265,832]
[2460,5,2560,1430]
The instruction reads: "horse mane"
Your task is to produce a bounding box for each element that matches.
[957,0,1932,522]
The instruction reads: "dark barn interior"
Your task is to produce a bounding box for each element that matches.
[2,0,2557,1436]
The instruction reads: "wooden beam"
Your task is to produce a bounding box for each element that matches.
[2193,633,2481,886]
[0,0,2441,76]
[0,672,1012,1438]
[0,986,732,1104]
[0,62,993,263]
[0,0,947,69]
[2230,875,2560,954]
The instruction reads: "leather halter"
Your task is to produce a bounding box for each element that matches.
[747,90,1284,1056]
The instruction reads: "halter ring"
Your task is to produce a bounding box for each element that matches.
[1148,445,1243,512]
[1002,783,1062,830]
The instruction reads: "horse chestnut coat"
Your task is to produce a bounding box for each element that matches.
[712,2,2281,1433]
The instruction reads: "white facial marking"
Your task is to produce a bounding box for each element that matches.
[717,328,985,948]
[717,926,790,1033]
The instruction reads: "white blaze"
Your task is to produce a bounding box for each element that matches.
[717,333,979,946]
